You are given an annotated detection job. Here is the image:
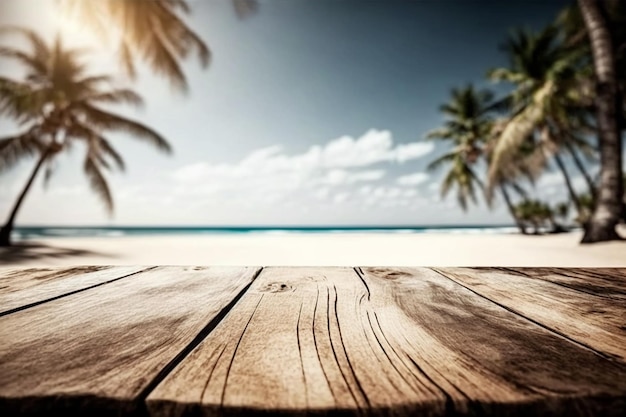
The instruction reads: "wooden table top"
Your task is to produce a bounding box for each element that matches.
[0,266,625,417]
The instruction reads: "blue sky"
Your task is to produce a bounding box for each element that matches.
[2,0,602,226]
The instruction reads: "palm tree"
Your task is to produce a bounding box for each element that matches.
[60,0,257,92]
[555,201,571,225]
[0,29,171,246]
[425,85,528,234]
[574,193,595,227]
[427,150,483,211]
[487,26,595,216]
[622,172,626,222]
[513,199,564,234]
[514,200,545,235]
[559,0,626,133]
[577,0,624,242]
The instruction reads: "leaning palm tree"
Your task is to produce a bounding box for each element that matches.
[60,0,257,92]
[487,25,595,216]
[0,29,171,246]
[426,85,529,233]
[577,0,624,242]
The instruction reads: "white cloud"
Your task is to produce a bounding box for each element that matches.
[313,187,331,200]
[397,172,429,186]
[333,192,350,204]
[172,129,431,186]
[319,130,429,168]
[395,142,435,163]
[147,129,439,220]
[169,130,429,205]
[317,169,386,186]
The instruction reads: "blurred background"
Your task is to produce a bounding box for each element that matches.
[0,0,624,266]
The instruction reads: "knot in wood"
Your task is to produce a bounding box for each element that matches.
[259,282,293,293]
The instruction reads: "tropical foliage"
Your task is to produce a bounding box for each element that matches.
[425,85,531,234]
[0,29,171,246]
[426,0,624,243]
[60,0,256,92]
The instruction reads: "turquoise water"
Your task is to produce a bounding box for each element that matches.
[13,225,530,239]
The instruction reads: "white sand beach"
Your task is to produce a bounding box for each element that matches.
[1,228,625,267]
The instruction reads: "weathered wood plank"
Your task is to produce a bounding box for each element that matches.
[0,266,148,315]
[0,266,261,416]
[435,267,626,362]
[148,267,626,417]
[0,266,108,284]
[502,267,626,300]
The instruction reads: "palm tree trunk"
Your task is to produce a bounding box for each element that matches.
[0,149,50,246]
[553,153,583,214]
[499,183,527,235]
[578,0,624,243]
[565,142,597,199]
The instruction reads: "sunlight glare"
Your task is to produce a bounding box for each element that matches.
[51,5,103,49]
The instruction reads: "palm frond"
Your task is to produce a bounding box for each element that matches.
[61,0,210,91]
[118,42,138,81]
[440,169,456,199]
[81,104,172,153]
[426,152,457,172]
[138,34,188,92]
[65,121,126,171]
[97,137,126,171]
[425,128,456,141]
[488,80,555,181]
[42,158,57,189]
[0,77,46,122]
[0,27,49,74]
[0,133,41,172]
[84,156,114,214]
[73,75,113,92]
[154,1,211,67]
[85,89,144,108]
[487,68,527,84]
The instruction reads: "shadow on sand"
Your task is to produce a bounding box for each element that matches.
[0,242,116,265]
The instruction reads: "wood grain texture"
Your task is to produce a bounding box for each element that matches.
[436,267,626,361]
[0,266,148,315]
[147,267,626,417]
[503,267,626,300]
[0,266,261,417]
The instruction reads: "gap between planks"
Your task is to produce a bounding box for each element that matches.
[0,266,264,417]
[135,267,264,405]
[147,267,626,417]
[0,266,157,317]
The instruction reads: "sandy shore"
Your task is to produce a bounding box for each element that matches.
[1,228,625,267]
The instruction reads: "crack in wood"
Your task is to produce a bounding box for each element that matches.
[295,302,308,406]
[220,293,264,406]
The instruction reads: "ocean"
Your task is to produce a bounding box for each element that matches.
[11,225,544,239]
